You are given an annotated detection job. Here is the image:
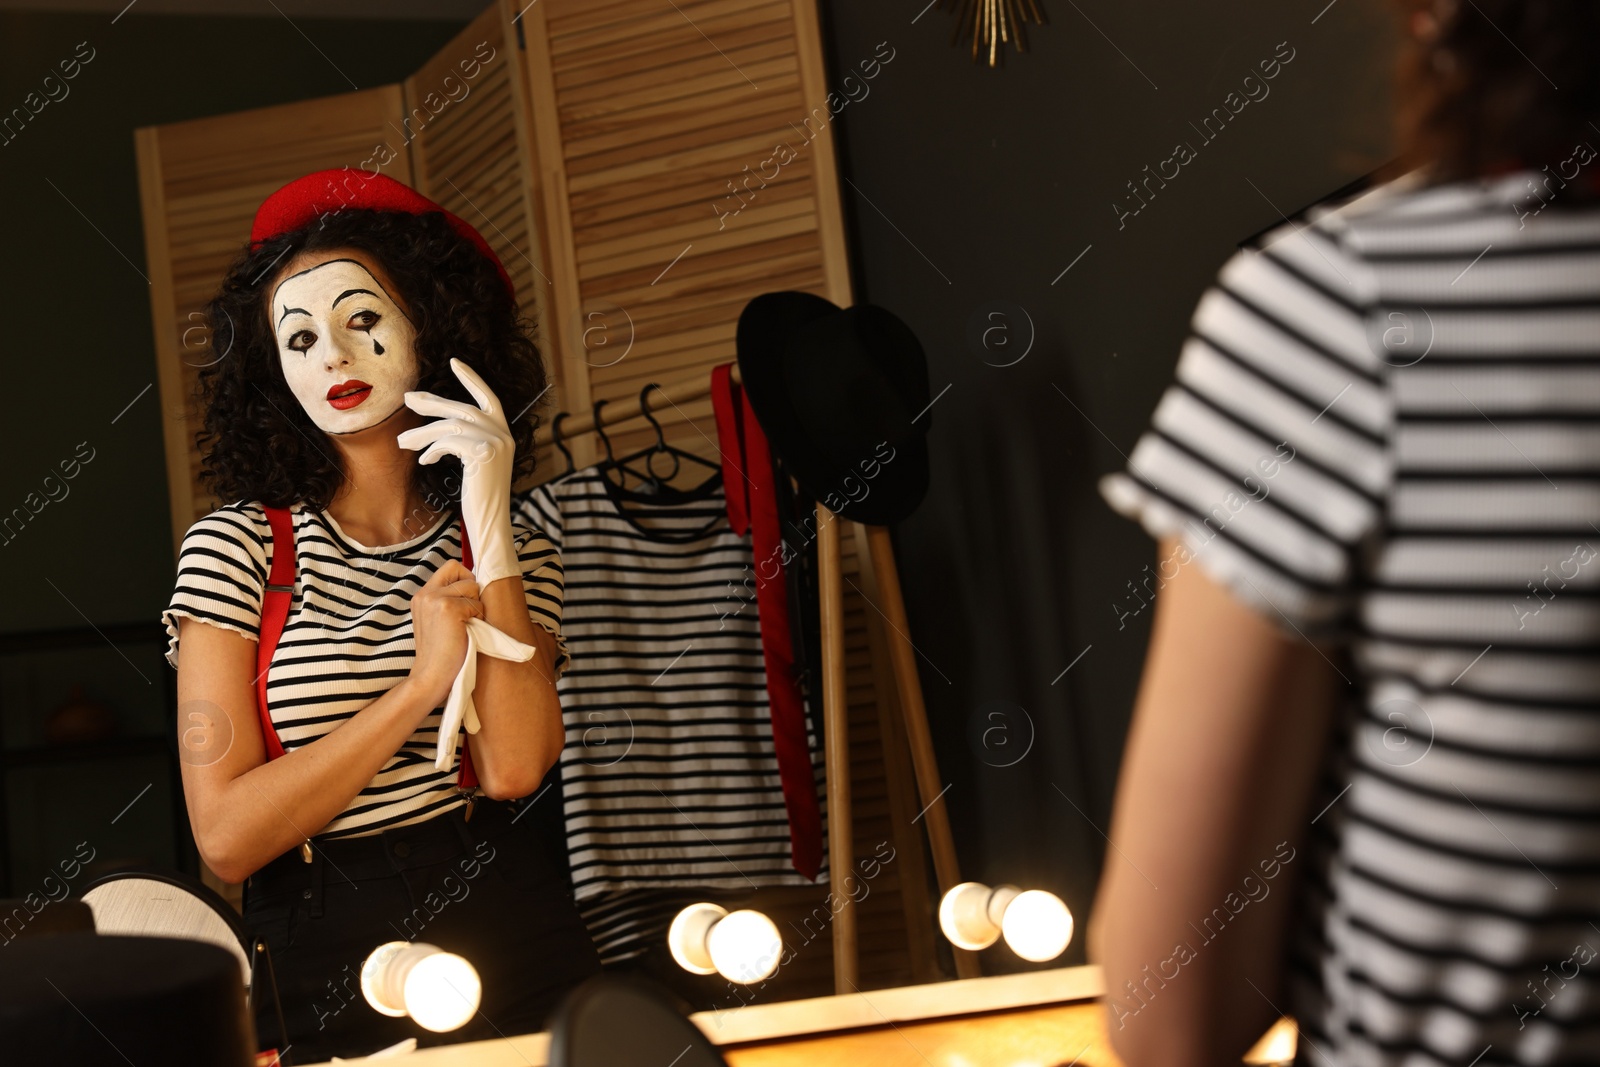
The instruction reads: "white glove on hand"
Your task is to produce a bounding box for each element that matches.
[398,358,537,773]
[397,357,522,589]
[431,615,537,772]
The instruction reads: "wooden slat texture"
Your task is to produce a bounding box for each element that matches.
[405,5,552,359]
[522,0,850,414]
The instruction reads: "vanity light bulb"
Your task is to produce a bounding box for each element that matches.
[1000,889,1074,963]
[404,951,482,1032]
[669,904,782,985]
[707,909,782,985]
[361,941,482,1033]
[939,883,1074,962]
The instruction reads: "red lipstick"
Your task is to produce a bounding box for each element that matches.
[327,379,373,410]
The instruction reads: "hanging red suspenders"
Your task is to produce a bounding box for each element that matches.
[256,505,478,791]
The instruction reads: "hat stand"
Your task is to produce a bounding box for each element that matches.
[815,508,980,989]
[535,372,978,992]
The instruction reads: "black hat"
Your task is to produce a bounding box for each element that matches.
[735,292,931,526]
[0,933,255,1065]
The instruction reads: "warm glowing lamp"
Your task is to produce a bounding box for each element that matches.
[1243,1016,1299,1066]
[361,941,481,1032]
[668,903,782,984]
[938,882,1074,963]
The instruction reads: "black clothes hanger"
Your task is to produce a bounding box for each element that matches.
[590,386,722,509]
[591,398,617,467]
[591,398,656,488]
[551,412,576,477]
[635,383,681,487]
[611,383,722,497]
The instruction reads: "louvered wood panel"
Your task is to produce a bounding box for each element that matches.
[137,88,413,556]
[404,4,550,343]
[520,0,850,452]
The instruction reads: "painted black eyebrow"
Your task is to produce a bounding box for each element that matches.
[333,288,378,307]
[278,305,310,327]
[270,259,414,326]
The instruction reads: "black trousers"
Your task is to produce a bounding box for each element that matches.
[243,796,602,1065]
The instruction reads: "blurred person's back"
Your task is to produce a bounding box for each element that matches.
[1094,3,1600,1062]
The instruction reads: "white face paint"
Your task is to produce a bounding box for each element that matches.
[271,257,420,435]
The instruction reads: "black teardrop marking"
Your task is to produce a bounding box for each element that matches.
[373,338,384,355]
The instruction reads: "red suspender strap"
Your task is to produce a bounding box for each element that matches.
[710,364,750,535]
[710,364,823,880]
[257,506,294,761]
[255,506,478,792]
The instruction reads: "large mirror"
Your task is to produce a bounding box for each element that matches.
[1,0,1401,1064]
[131,0,945,1025]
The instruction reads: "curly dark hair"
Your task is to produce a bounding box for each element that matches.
[1393,0,1600,191]
[195,208,547,513]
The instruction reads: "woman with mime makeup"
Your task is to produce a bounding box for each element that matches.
[160,171,601,1061]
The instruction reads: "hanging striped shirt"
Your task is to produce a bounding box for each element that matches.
[1101,168,1600,1066]
[515,469,824,964]
[161,500,569,840]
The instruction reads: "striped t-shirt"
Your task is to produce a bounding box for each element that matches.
[1102,169,1600,1065]
[516,469,824,963]
[161,501,569,840]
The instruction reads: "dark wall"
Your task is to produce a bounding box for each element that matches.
[0,1,1397,965]
[820,0,1396,966]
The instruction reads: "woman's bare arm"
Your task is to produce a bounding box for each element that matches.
[179,561,485,882]
[1090,537,1341,1067]
[459,574,565,800]
[177,616,438,883]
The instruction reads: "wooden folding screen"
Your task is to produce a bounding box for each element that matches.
[403,7,547,325]
[518,0,853,466]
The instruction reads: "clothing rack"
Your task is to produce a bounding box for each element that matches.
[532,369,732,450]
[537,368,979,990]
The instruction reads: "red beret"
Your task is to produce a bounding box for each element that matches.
[250,169,515,296]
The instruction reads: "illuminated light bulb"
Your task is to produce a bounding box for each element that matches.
[938,883,1073,962]
[1000,889,1074,963]
[668,903,725,976]
[668,904,783,984]
[1243,1016,1299,1066]
[707,909,782,984]
[361,941,482,1032]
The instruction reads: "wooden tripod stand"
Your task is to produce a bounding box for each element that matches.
[815,507,980,992]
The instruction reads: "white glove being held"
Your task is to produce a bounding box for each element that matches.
[397,357,522,588]
[430,615,537,772]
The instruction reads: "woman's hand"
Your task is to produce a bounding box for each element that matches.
[397,359,521,589]
[407,560,485,711]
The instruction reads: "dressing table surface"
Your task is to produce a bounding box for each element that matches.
[721,1000,1120,1067]
[297,966,1120,1067]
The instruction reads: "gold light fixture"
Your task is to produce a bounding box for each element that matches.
[941,0,1047,68]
